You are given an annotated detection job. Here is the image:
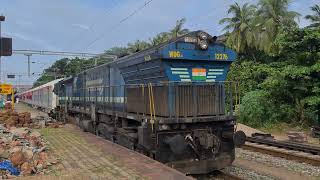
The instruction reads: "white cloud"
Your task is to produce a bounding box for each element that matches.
[71,24,90,30]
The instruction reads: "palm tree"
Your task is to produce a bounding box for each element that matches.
[150,32,170,46]
[219,2,257,54]
[127,40,151,54]
[256,0,300,52]
[170,18,190,39]
[105,47,130,57]
[305,4,320,27]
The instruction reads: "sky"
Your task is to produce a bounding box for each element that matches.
[0,0,319,85]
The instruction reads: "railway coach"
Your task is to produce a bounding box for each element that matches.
[19,79,63,112]
[54,30,246,174]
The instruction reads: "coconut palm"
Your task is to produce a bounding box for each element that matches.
[170,18,190,39]
[219,2,257,53]
[255,0,300,52]
[127,40,151,54]
[105,47,130,58]
[149,32,170,46]
[305,4,320,27]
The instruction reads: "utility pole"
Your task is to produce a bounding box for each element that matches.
[24,54,32,77]
[17,75,22,88]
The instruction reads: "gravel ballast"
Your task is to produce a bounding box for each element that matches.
[236,148,320,178]
[223,165,277,180]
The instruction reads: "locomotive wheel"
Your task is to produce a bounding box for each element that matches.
[80,120,94,133]
[111,136,116,143]
[75,117,80,126]
[97,123,115,140]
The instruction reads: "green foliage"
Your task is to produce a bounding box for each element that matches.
[228,26,320,127]
[239,90,276,127]
[127,40,151,54]
[170,18,190,38]
[33,57,95,87]
[219,3,257,54]
[220,0,300,55]
[223,1,320,128]
[305,4,320,28]
[149,32,171,46]
[105,47,129,57]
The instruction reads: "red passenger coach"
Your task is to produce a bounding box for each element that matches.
[19,79,63,112]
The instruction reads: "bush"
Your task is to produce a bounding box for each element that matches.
[239,90,276,127]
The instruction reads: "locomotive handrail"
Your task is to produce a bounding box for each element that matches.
[75,81,239,90]
[58,81,241,119]
[148,83,156,132]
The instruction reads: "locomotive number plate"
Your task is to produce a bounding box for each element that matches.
[215,53,228,60]
[169,51,183,58]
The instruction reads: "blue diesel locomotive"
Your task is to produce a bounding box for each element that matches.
[54,31,246,174]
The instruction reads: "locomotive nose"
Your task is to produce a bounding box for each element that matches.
[233,131,246,147]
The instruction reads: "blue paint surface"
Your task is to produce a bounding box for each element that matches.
[0,160,20,176]
[57,31,238,113]
[161,43,237,62]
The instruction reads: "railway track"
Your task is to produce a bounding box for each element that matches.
[243,137,320,166]
[246,136,320,155]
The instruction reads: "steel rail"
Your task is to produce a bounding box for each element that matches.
[246,137,320,155]
[242,142,320,166]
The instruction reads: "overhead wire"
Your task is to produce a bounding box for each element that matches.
[70,0,119,50]
[82,0,155,51]
[113,4,222,49]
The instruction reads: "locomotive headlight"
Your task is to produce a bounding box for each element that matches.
[199,32,208,40]
[199,40,208,50]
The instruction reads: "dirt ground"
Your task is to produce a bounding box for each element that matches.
[14,103,48,119]
[236,123,264,136]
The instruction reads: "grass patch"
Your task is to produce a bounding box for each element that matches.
[259,122,310,135]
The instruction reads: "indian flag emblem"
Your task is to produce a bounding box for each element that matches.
[192,68,207,81]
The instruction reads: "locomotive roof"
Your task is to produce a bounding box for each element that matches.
[113,30,225,63]
[79,30,225,75]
